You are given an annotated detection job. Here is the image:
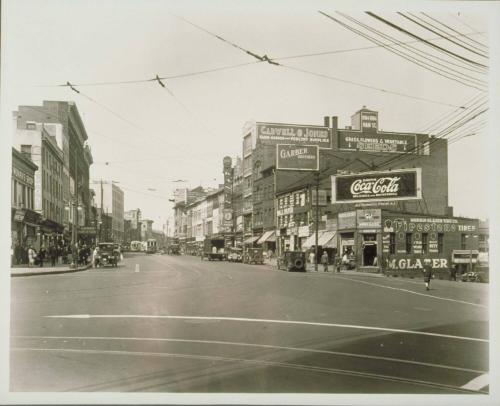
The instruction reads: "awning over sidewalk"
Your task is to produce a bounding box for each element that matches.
[243,235,260,244]
[257,230,275,244]
[302,231,337,249]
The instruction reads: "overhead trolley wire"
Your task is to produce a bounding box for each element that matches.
[397,12,489,58]
[322,12,487,90]
[365,12,488,69]
[334,12,487,80]
[418,12,489,52]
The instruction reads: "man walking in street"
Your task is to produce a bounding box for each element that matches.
[321,251,329,272]
[423,259,433,291]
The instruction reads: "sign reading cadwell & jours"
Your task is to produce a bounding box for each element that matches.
[331,168,422,203]
[258,123,331,149]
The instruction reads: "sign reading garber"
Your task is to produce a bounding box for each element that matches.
[258,123,331,148]
[276,144,319,171]
[332,168,422,203]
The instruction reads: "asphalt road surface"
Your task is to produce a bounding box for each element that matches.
[10,252,489,394]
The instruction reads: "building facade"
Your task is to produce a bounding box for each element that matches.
[14,100,94,244]
[93,181,125,243]
[11,148,39,264]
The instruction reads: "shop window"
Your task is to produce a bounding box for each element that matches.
[438,233,444,254]
[422,233,428,254]
[405,233,412,254]
[389,233,396,254]
[461,234,467,250]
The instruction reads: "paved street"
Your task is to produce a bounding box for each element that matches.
[10,252,488,393]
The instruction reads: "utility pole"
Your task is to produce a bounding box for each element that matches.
[99,179,103,243]
[314,171,319,272]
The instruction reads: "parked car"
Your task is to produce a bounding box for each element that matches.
[227,247,243,262]
[278,251,306,272]
[462,270,488,283]
[243,248,264,265]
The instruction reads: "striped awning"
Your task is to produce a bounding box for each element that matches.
[243,235,261,244]
[257,230,275,244]
[302,231,337,249]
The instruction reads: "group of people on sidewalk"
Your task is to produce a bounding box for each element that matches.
[24,243,94,268]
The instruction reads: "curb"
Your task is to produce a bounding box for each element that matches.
[11,264,92,277]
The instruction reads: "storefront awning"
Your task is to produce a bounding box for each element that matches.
[257,230,275,244]
[319,231,337,248]
[243,235,261,244]
[302,231,337,249]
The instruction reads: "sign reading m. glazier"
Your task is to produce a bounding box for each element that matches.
[276,144,319,171]
[331,168,422,203]
[258,123,331,148]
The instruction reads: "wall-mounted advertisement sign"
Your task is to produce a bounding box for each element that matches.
[383,216,477,233]
[332,168,422,203]
[258,123,331,149]
[276,144,319,171]
[356,209,382,228]
[338,132,417,154]
[338,211,356,230]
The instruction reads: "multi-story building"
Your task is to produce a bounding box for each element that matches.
[11,148,39,264]
[93,181,125,243]
[13,122,65,244]
[124,208,141,242]
[140,219,154,241]
[14,100,93,244]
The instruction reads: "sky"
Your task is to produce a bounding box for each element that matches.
[1,0,499,231]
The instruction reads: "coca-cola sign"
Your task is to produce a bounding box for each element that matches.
[332,169,421,203]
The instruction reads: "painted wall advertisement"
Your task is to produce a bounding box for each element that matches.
[383,217,477,233]
[338,132,417,154]
[276,144,319,171]
[356,209,381,228]
[338,211,356,230]
[258,123,331,148]
[332,168,422,203]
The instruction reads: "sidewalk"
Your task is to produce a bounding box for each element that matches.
[264,259,384,277]
[11,263,92,277]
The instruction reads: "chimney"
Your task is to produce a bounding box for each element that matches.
[323,116,330,127]
[331,116,338,131]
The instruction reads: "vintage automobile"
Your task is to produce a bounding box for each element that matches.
[227,247,243,262]
[278,251,306,272]
[96,242,120,267]
[461,271,488,283]
[243,247,264,265]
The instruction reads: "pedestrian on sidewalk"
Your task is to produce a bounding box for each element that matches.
[335,253,341,273]
[321,251,329,272]
[309,250,315,270]
[423,259,433,291]
[28,246,36,267]
[49,244,57,267]
[38,245,46,267]
[450,264,458,281]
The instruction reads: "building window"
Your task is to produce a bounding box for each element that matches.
[389,233,396,255]
[438,233,444,254]
[20,144,32,160]
[12,180,17,206]
[26,122,36,130]
[422,233,428,254]
[461,234,467,250]
[405,233,412,254]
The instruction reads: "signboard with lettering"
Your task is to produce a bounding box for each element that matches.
[332,169,422,203]
[356,209,382,228]
[276,144,319,171]
[338,132,417,154]
[383,217,477,233]
[338,211,356,230]
[12,167,35,187]
[258,123,331,149]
